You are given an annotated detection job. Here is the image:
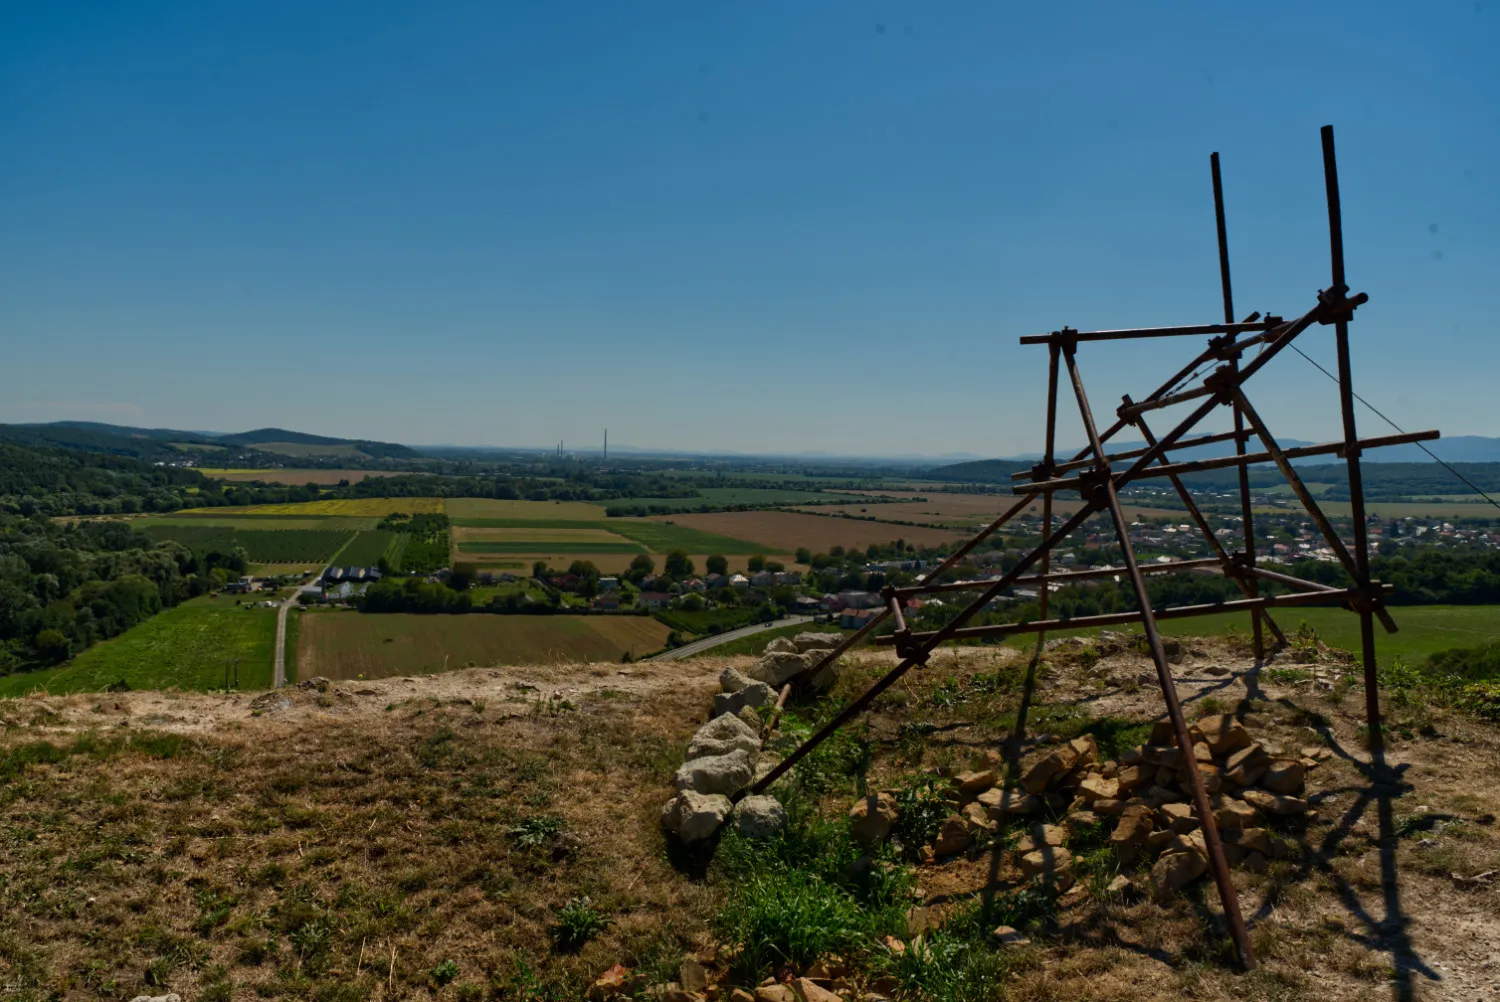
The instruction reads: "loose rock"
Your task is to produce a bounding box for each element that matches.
[1261,759,1306,795]
[1242,787,1308,815]
[933,814,974,856]
[1151,847,1207,899]
[992,925,1031,946]
[748,651,812,686]
[661,791,733,843]
[713,681,776,718]
[734,795,787,838]
[850,792,899,844]
[675,749,755,796]
[793,631,843,653]
[764,636,799,655]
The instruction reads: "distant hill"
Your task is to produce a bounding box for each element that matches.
[215,428,419,460]
[929,434,1500,483]
[0,423,419,463]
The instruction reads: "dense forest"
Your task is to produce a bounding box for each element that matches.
[0,515,247,675]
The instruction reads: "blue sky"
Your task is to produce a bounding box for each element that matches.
[1,2,1495,457]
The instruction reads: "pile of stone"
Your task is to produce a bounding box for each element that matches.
[660,633,845,844]
[847,713,1322,902]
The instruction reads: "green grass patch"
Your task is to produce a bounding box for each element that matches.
[605,520,771,555]
[141,524,354,563]
[653,608,768,636]
[0,595,277,697]
[337,530,397,567]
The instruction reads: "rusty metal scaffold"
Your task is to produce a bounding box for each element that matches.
[744,126,1439,970]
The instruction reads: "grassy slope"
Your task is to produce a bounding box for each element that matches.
[0,596,278,697]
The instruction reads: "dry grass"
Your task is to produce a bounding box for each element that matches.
[0,678,713,1000]
[645,510,967,553]
[3,639,1499,1001]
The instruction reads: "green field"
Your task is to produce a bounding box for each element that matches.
[0,596,278,697]
[1016,604,1500,667]
[336,530,398,567]
[141,524,353,563]
[297,612,672,678]
[284,608,301,685]
[606,520,772,554]
[457,541,646,554]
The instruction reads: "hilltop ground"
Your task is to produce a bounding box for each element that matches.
[1,636,1497,1001]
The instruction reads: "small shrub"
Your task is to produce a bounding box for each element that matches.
[508,814,565,851]
[1458,681,1500,720]
[430,959,460,986]
[716,870,875,981]
[891,776,951,859]
[553,896,607,951]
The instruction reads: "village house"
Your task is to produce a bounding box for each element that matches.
[637,591,671,609]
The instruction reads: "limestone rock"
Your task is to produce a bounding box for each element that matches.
[687,717,761,761]
[720,666,753,693]
[1224,743,1270,787]
[1017,846,1073,882]
[961,801,996,833]
[793,631,843,653]
[680,958,708,992]
[1242,787,1307,815]
[1148,717,1177,746]
[675,749,755,796]
[297,676,330,693]
[1261,759,1306,796]
[1077,774,1119,803]
[1242,850,1269,873]
[713,681,776,718]
[1106,874,1134,896]
[692,712,759,748]
[791,977,841,1002]
[1142,745,1183,769]
[992,925,1031,946]
[1161,829,1207,858]
[734,795,787,838]
[1213,797,1262,829]
[850,792,899,844]
[933,814,974,856]
[1110,806,1154,867]
[764,636,798,655]
[1159,802,1197,833]
[1093,798,1126,816]
[1151,848,1207,899]
[661,791,733,842]
[1064,810,1100,837]
[1194,713,1253,756]
[976,786,1041,819]
[747,651,812,686]
[955,769,997,798]
[1116,764,1152,793]
[736,705,765,734]
[1223,826,1271,854]
[1069,734,1099,766]
[754,987,797,1002]
[129,996,182,1002]
[1022,745,1080,794]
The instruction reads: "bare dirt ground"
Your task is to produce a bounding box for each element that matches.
[1,639,1497,1000]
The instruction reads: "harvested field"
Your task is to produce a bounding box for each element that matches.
[181,498,444,516]
[199,468,407,485]
[451,526,636,545]
[445,498,608,521]
[804,490,1189,527]
[646,509,967,553]
[297,612,671,678]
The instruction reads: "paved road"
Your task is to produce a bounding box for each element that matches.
[650,615,818,661]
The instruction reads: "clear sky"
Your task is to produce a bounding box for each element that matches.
[1,2,1495,458]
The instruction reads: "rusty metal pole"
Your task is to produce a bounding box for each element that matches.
[1062,343,1255,970]
[1039,343,1060,627]
[1321,124,1383,751]
[1212,151,1266,660]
